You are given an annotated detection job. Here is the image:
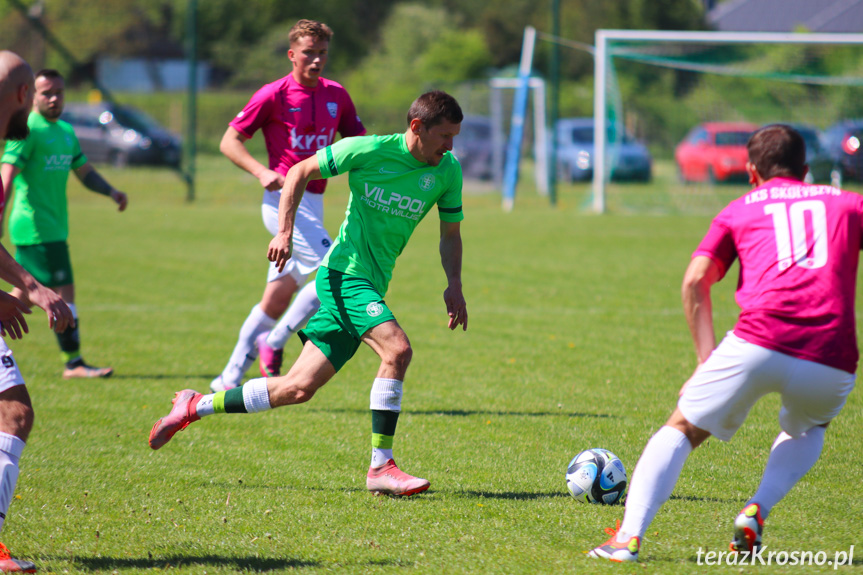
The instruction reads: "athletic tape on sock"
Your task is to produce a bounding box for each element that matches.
[370,378,403,412]
[243,378,272,413]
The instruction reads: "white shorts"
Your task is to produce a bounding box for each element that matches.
[0,339,25,394]
[678,332,855,441]
[261,190,331,285]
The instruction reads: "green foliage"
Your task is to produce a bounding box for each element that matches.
[346,3,492,134]
[208,26,294,89]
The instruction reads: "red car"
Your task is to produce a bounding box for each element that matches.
[675,122,759,183]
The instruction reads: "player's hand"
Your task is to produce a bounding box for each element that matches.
[25,284,74,333]
[267,232,293,273]
[0,292,30,340]
[443,283,468,331]
[258,169,285,192]
[111,189,129,212]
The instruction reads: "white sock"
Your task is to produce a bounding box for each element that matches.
[748,427,825,519]
[618,426,692,542]
[369,378,403,411]
[195,378,271,417]
[242,378,272,413]
[369,379,403,467]
[371,448,393,468]
[195,394,215,418]
[266,281,320,349]
[222,304,277,384]
[0,432,25,532]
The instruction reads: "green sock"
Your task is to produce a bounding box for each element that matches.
[212,387,247,414]
[56,320,81,366]
[371,409,399,449]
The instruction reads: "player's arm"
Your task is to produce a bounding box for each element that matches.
[220,126,284,191]
[73,163,128,211]
[267,155,323,272]
[0,243,73,335]
[682,255,722,365]
[439,220,467,331]
[0,163,20,236]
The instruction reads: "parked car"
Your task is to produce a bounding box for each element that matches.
[452,116,496,180]
[675,122,758,183]
[61,102,182,168]
[784,123,834,184]
[555,117,652,182]
[822,119,863,183]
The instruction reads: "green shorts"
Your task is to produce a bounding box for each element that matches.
[15,241,74,287]
[299,266,396,372]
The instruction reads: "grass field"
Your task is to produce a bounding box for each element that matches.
[0,155,861,574]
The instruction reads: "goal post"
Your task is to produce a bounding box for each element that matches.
[592,29,863,214]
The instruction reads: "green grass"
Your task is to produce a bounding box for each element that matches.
[1,156,861,574]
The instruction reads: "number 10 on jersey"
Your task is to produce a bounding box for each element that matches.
[764,200,827,270]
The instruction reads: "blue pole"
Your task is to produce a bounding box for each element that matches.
[502,27,536,212]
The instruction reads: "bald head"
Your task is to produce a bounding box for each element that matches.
[0,51,34,141]
[0,51,33,96]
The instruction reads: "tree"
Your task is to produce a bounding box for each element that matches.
[346,3,491,133]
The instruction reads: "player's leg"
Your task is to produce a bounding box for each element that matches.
[591,333,774,562]
[152,281,357,450]
[589,410,706,562]
[361,320,429,497]
[210,275,296,392]
[51,283,113,379]
[150,339,336,450]
[258,194,329,377]
[0,343,37,573]
[732,358,855,552]
[210,189,295,391]
[11,242,110,379]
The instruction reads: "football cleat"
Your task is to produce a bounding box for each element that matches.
[148,389,202,450]
[256,332,283,377]
[0,542,36,573]
[730,503,764,553]
[589,520,640,562]
[209,374,239,393]
[63,361,113,379]
[366,459,430,497]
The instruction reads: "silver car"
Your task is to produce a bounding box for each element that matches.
[61,102,182,168]
[556,117,651,182]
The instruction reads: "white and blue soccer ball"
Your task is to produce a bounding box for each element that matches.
[565,448,627,505]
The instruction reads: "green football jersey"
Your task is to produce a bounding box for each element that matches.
[1,112,87,245]
[317,133,463,295]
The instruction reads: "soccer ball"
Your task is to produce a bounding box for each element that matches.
[565,448,627,504]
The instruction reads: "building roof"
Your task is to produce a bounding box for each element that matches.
[708,0,863,33]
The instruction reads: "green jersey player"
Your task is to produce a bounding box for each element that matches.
[1,69,128,379]
[150,91,467,497]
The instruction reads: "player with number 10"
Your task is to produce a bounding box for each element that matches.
[590,124,861,562]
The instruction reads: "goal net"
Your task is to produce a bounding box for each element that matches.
[591,30,863,214]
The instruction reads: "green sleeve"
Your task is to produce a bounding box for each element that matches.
[437,161,464,223]
[68,127,88,169]
[317,146,338,179]
[1,137,31,169]
[317,136,376,178]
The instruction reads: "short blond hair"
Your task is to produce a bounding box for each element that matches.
[289,19,333,45]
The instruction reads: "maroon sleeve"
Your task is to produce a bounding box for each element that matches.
[337,88,366,138]
[692,216,737,280]
[229,83,277,139]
